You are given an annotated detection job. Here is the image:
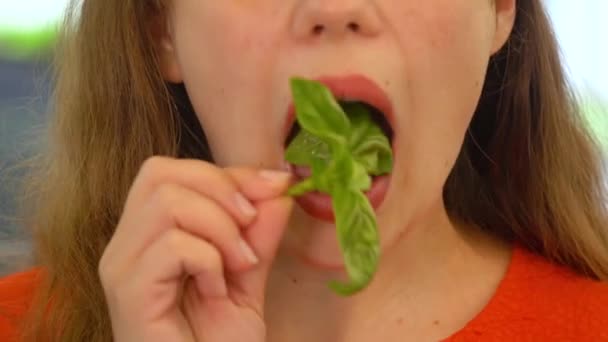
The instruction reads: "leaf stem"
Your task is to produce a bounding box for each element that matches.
[286,178,316,196]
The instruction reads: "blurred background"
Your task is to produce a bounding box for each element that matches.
[0,1,607,276]
[1,0,65,276]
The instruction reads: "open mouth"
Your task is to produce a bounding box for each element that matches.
[284,100,394,148]
[282,75,396,153]
[282,75,395,221]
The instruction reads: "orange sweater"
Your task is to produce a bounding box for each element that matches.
[1,245,608,341]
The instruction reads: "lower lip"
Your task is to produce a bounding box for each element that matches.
[293,175,391,222]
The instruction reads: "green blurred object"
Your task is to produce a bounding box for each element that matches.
[581,96,608,151]
[0,26,57,60]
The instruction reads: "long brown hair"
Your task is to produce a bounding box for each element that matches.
[16,0,608,340]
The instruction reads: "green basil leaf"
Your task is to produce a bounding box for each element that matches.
[352,131,393,175]
[286,178,316,197]
[287,155,332,196]
[285,78,393,296]
[350,162,372,191]
[285,129,331,167]
[342,103,393,175]
[327,187,380,295]
[286,103,392,176]
[288,145,371,197]
[327,147,371,192]
[290,78,350,146]
[310,155,333,194]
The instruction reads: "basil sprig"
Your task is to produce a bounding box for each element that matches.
[285,78,393,295]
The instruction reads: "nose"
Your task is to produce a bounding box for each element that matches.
[291,0,383,40]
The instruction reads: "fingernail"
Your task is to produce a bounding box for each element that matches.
[239,238,259,265]
[234,192,257,217]
[259,169,291,184]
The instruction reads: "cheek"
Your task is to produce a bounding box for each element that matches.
[171,3,278,101]
[391,1,493,102]
[172,2,281,69]
[388,2,493,194]
[170,3,284,164]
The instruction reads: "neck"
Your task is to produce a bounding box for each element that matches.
[265,206,511,342]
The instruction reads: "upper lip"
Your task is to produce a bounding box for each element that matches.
[283,74,395,144]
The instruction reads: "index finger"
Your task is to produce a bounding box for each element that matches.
[125,157,257,227]
[224,167,293,201]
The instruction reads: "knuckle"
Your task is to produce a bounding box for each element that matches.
[142,156,169,171]
[209,210,239,241]
[98,255,118,289]
[203,245,223,271]
[138,156,170,181]
[213,167,233,184]
[153,184,180,211]
[164,229,187,252]
[97,258,109,283]
[165,231,224,274]
[203,164,235,189]
[225,166,253,180]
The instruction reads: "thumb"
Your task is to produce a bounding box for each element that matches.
[229,196,293,307]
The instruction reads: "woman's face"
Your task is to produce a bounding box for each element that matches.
[158,1,515,268]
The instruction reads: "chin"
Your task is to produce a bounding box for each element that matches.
[281,209,350,271]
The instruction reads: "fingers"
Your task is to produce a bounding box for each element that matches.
[138,229,227,303]
[103,228,227,322]
[231,196,294,303]
[244,197,294,263]
[224,167,292,201]
[98,157,295,342]
[105,183,259,275]
[125,157,261,227]
[106,157,292,274]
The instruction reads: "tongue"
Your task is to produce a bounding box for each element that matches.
[291,165,313,179]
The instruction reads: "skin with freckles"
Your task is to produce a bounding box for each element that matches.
[152,1,516,340]
[159,0,513,267]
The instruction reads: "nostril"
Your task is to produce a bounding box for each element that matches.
[348,22,360,32]
[313,25,324,35]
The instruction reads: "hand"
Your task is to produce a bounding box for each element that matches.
[99,157,293,342]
